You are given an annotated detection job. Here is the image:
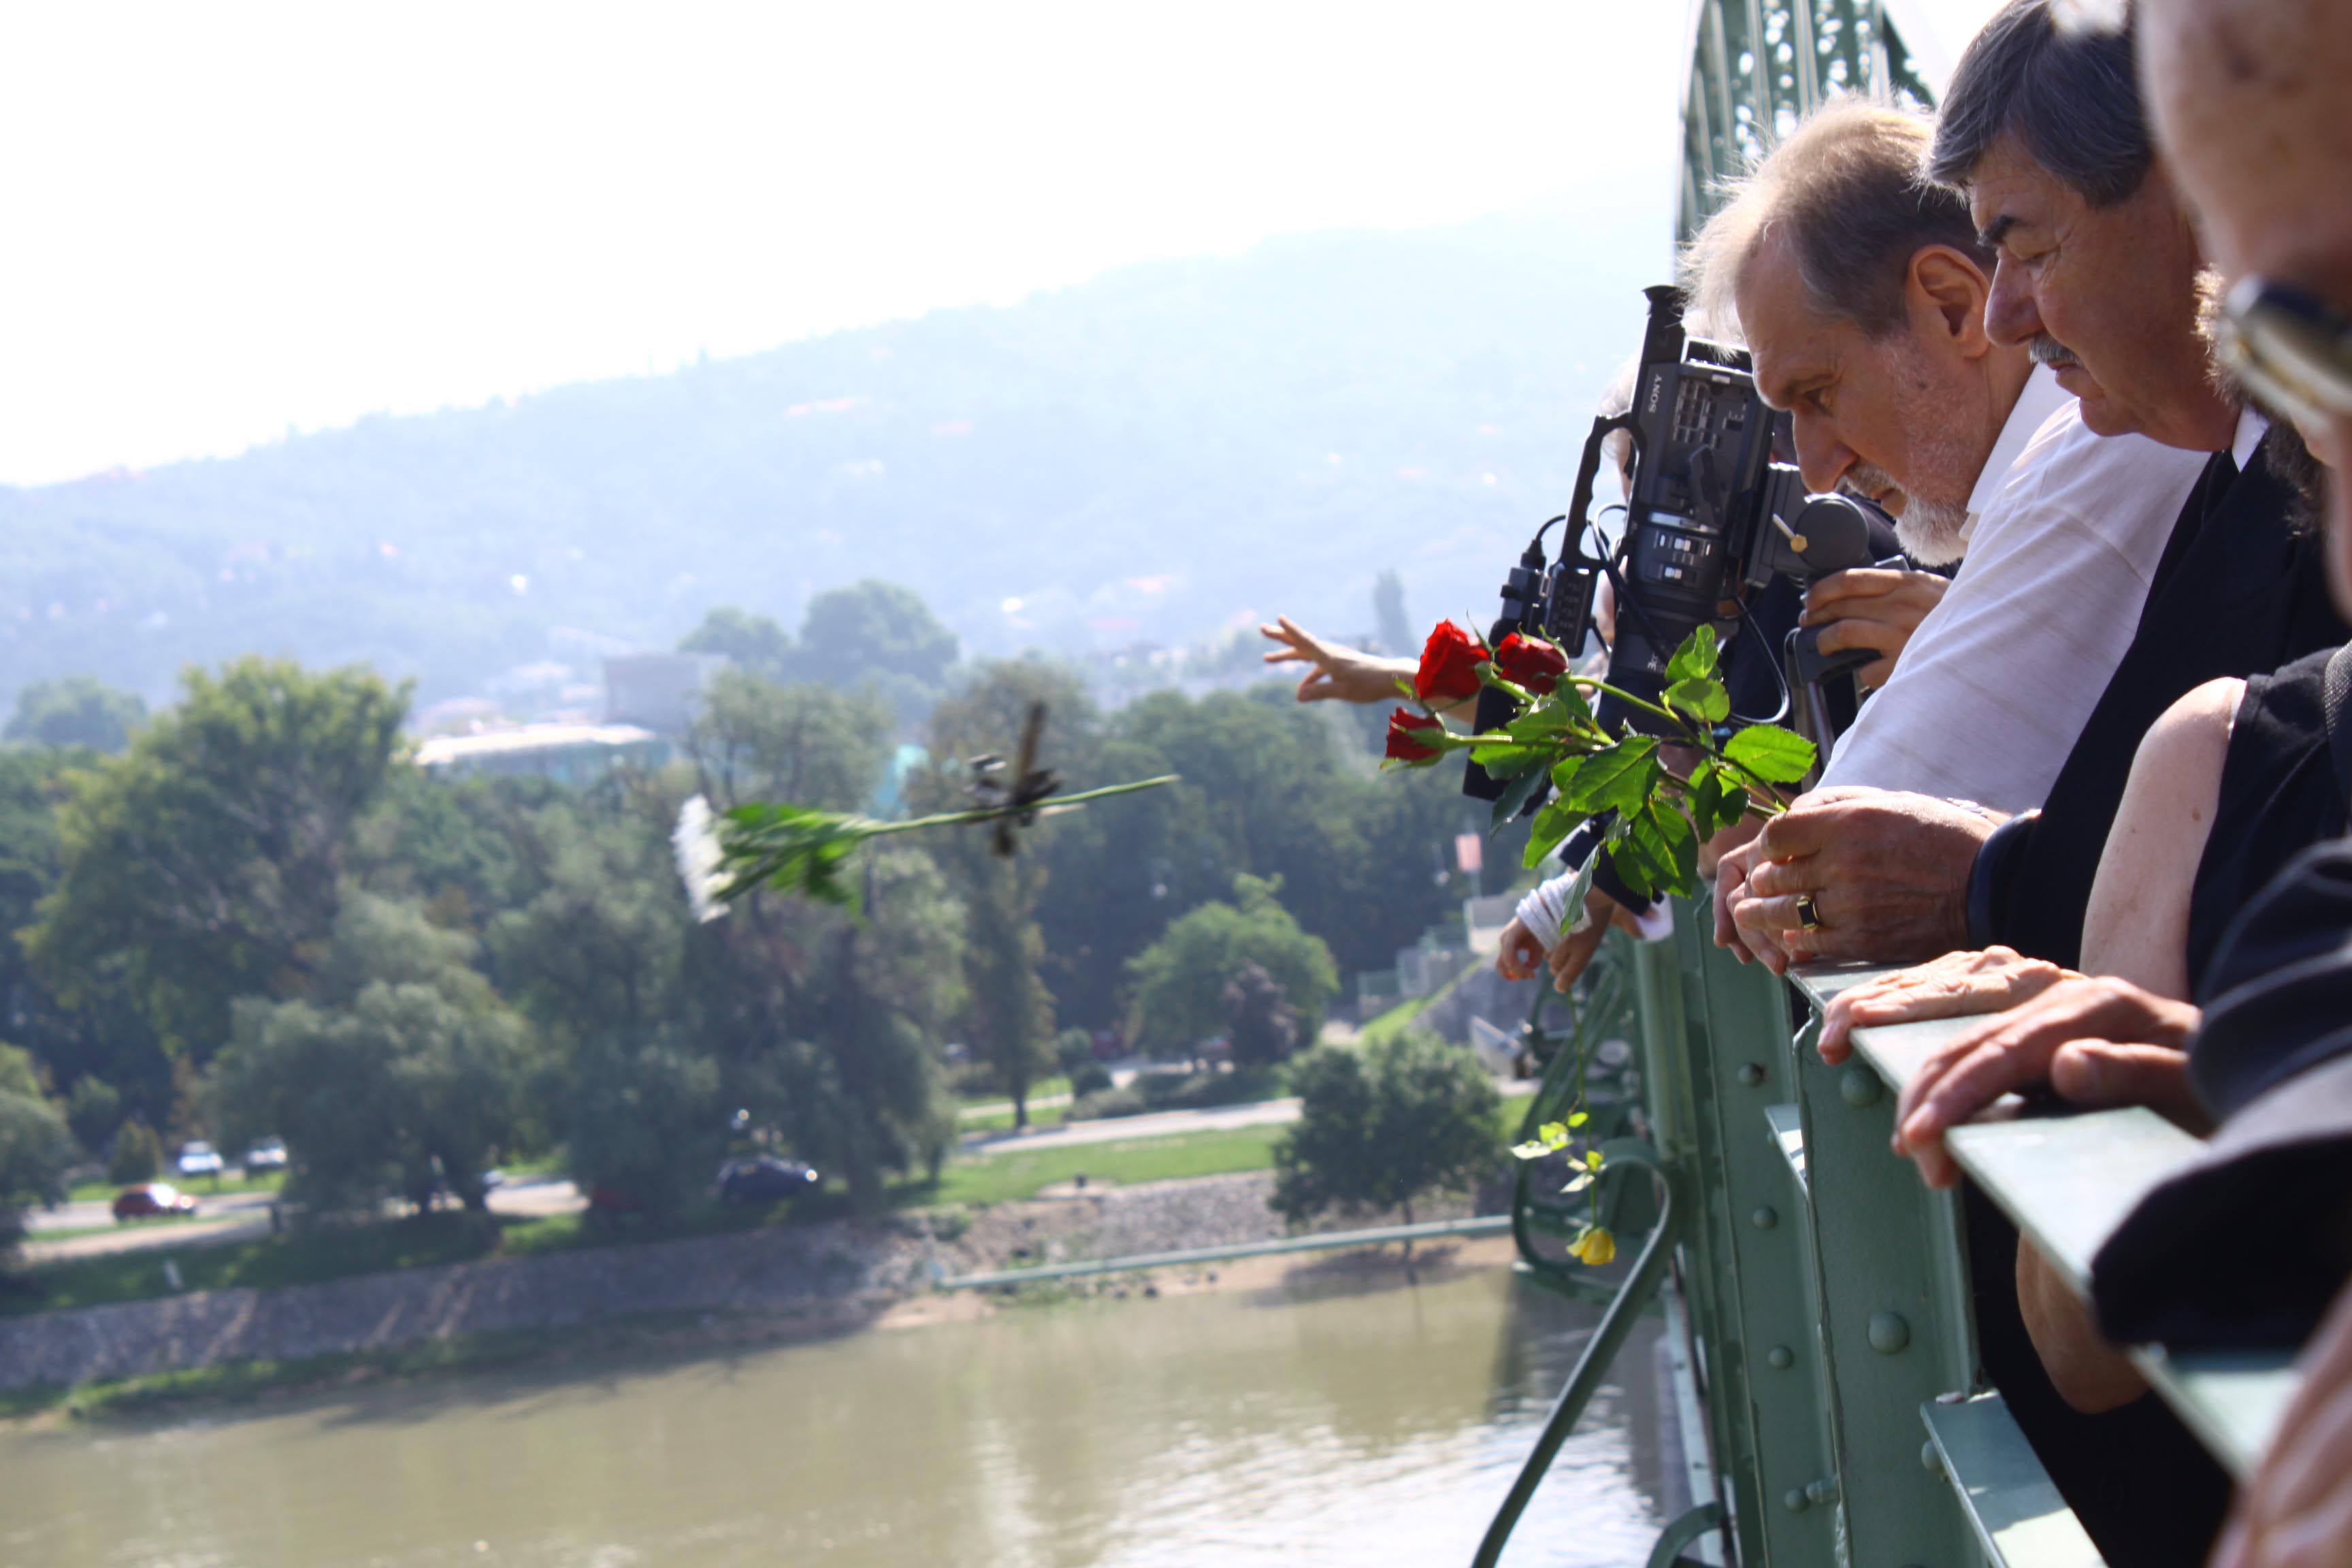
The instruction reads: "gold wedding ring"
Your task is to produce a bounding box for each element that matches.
[1795,892,1825,932]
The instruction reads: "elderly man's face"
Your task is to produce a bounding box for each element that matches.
[1968,136,2225,450]
[2143,0,2352,597]
[1737,230,1984,564]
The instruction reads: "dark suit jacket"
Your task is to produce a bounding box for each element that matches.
[1973,429,2347,967]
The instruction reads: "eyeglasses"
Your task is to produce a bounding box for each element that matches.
[2219,276,2352,443]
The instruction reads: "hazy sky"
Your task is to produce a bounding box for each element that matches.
[0,3,1688,487]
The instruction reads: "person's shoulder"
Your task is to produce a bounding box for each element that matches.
[2134,676,2244,774]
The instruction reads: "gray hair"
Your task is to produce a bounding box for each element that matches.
[1681,98,1989,340]
[1928,0,2150,206]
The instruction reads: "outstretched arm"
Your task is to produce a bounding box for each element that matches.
[1259,617,1415,705]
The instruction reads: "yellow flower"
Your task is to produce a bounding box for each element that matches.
[1569,1225,1617,1267]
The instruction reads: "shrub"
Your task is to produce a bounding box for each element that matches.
[1272,1030,1503,1230]
[1125,875,1337,1059]
[1070,1062,1114,1096]
[108,1120,162,1185]
[1055,1028,1098,1080]
[1066,1085,1151,1122]
[560,1032,725,1226]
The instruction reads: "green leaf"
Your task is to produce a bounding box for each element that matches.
[1469,742,1544,779]
[1642,801,1700,895]
[1550,845,1600,932]
[1605,823,1664,904]
[1609,800,1700,902]
[1555,736,1660,817]
[1722,724,1818,785]
[1508,689,1594,741]
[1667,624,1720,685]
[1522,796,1590,868]
[1664,676,1730,725]
[715,802,876,908]
[1489,760,1549,829]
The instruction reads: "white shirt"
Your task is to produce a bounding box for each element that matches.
[1813,367,2215,815]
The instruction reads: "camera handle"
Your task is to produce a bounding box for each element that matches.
[1787,553,1912,685]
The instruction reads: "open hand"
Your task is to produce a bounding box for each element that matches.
[1259,617,1414,705]
[1818,946,2071,1064]
[1801,568,1951,690]
[1889,975,2206,1188]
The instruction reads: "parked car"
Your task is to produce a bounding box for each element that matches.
[176,1140,224,1178]
[717,1155,820,1205]
[240,1137,288,1175]
[112,1183,199,1221]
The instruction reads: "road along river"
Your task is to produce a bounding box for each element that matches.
[0,1252,1670,1567]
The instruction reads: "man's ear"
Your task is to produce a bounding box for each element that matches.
[1909,246,1995,357]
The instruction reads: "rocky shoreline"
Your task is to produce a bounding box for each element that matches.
[0,1171,1494,1398]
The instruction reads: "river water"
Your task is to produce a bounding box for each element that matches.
[0,1259,1669,1567]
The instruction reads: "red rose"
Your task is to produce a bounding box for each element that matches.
[1415,621,1486,704]
[1494,632,1568,696]
[1384,708,1446,764]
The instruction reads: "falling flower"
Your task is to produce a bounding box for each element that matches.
[673,795,727,923]
[1569,1225,1618,1267]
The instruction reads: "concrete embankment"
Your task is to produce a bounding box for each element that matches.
[0,1173,1484,1392]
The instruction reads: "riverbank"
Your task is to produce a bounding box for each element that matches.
[4,1232,1522,1428]
[0,1171,1499,1418]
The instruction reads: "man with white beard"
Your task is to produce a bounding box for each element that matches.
[1504,98,2210,987]
[1687,97,2209,815]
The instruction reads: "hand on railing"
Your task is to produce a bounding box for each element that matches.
[1817,945,2073,1062]
[1887,975,2208,1188]
[2213,1275,2352,1568]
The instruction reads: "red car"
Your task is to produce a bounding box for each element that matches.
[112,1183,199,1222]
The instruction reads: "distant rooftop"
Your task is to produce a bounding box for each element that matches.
[415,722,667,782]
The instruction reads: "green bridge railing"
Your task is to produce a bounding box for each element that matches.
[1476,902,2304,1568]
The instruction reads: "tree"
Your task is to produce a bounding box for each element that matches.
[5,676,147,753]
[1221,962,1300,1068]
[0,745,175,1124]
[1373,569,1414,658]
[794,579,960,692]
[0,1045,74,1254]
[64,1076,121,1154]
[917,662,1082,1128]
[216,892,536,1215]
[1271,1030,1503,1247]
[107,1119,162,1185]
[687,670,892,818]
[27,657,410,1060]
[1125,875,1337,1058]
[680,606,796,682]
[559,1030,724,1225]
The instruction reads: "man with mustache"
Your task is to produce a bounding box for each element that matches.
[1716,0,2345,981]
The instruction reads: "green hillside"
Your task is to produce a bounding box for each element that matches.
[0,201,1663,713]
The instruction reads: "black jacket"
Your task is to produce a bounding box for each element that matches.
[1972,430,2346,966]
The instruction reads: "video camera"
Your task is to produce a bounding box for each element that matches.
[1465,284,1901,799]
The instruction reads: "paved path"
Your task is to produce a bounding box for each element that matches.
[18,1175,593,1265]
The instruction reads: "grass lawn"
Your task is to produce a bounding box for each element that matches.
[920,1124,1287,1207]
[957,1099,1071,1134]
[1356,994,1435,1049]
[957,1075,1071,1111]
